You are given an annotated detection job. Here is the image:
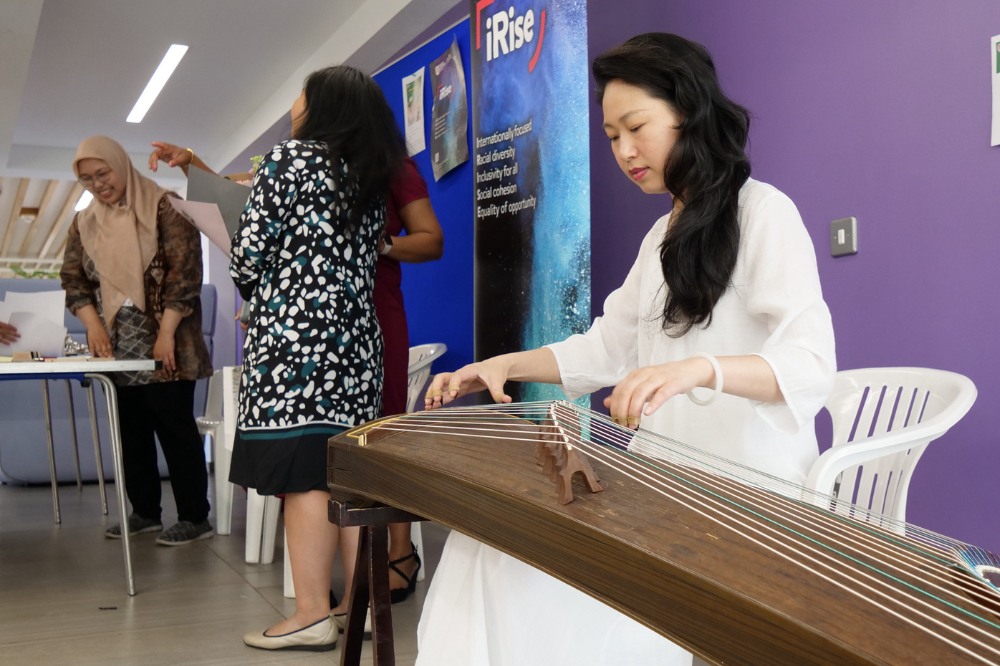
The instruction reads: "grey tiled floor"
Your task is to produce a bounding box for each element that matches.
[0,478,448,665]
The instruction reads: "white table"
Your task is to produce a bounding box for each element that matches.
[0,358,158,596]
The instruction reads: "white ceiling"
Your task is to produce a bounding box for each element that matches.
[0,0,466,272]
[3,0,466,184]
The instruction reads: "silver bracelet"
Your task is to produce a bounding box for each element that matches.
[687,352,723,406]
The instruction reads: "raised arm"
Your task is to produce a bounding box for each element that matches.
[147,141,215,176]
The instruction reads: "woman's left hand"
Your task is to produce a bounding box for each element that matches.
[153,332,177,377]
[604,357,716,429]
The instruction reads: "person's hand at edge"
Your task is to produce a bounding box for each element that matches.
[0,322,20,346]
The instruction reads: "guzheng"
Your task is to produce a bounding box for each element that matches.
[327,400,1000,665]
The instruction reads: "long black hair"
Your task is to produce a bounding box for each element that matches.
[593,33,751,336]
[293,65,405,227]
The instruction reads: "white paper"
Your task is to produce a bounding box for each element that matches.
[4,290,65,317]
[3,312,66,356]
[186,165,251,234]
[403,67,426,156]
[0,289,68,357]
[170,165,252,256]
[992,35,1000,146]
[169,197,232,257]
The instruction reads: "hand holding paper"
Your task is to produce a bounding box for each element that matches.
[0,321,19,345]
[168,165,251,257]
[0,290,68,357]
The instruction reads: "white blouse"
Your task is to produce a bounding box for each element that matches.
[548,178,836,484]
[416,179,837,666]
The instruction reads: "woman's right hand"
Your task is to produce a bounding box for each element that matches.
[424,357,515,409]
[86,325,113,358]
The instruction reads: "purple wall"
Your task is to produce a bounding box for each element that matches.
[587,0,1000,552]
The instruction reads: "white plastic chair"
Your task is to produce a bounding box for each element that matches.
[406,343,448,413]
[195,368,230,534]
[805,367,977,526]
[220,365,282,564]
[198,365,282,558]
[404,343,446,582]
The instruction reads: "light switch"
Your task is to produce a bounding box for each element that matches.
[830,217,857,257]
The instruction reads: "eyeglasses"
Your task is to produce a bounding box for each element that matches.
[78,168,114,188]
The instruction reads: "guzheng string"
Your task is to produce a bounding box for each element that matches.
[559,407,1000,658]
[367,400,1000,661]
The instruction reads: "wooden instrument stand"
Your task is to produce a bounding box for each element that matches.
[329,499,424,666]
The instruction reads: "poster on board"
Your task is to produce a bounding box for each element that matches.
[372,23,475,370]
[430,38,470,180]
[470,0,591,403]
[403,67,426,155]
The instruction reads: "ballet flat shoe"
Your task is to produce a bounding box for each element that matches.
[332,607,372,640]
[243,616,337,652]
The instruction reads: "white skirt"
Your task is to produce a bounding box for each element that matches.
[416,530,692,666]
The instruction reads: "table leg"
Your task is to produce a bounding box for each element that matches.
[86,373,135,596]
[40,380,61,524]
[85,382,109,515]
[65,381,83,491]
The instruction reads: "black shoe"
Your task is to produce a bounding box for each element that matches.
[155,520,213,546]
[388,542,421,604]
[104,513,162,539]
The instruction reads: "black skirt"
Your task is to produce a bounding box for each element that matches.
[228,424,347,495]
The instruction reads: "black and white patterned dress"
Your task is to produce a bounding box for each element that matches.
[228,139,384,493]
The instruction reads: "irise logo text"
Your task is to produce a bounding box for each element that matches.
[485,7,535,62]
[476,1,547,72]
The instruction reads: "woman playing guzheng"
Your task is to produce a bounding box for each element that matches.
[419,33,836,665]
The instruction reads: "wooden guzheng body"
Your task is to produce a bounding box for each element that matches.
[327,401,1000,665]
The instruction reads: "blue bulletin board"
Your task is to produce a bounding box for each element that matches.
[373,20,474,370]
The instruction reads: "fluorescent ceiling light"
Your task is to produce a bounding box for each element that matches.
[75,191,93,211]
[126,44,189,123]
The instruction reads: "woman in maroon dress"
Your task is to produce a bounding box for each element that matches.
[374,156,444,602]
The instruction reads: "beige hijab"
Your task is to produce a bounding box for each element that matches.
[72,136,165,326]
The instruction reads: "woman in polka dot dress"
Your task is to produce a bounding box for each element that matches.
[230,65,406,652]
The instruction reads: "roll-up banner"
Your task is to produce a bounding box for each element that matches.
[471,0,591,403]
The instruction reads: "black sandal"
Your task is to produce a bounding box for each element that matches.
[388,542,421,604]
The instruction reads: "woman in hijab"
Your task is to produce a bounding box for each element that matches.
[61,135,214,546]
